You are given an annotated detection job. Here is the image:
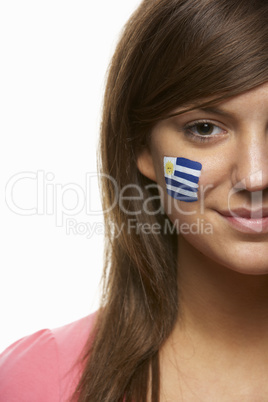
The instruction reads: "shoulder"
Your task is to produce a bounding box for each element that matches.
[0,312,97,402]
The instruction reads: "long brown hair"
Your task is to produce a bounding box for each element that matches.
[73,0,268,400]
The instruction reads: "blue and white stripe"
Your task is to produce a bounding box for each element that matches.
[164,157,202,202]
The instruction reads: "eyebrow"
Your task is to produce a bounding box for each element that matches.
[168,105,236,120]
[197,106,235,119]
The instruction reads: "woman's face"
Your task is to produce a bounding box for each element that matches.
[137,82,268,274]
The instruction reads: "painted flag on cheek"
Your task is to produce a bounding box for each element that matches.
[164,157,202,202]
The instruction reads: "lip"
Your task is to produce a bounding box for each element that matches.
[218,208,268,234]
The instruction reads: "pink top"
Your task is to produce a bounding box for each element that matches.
[0,312,97,402]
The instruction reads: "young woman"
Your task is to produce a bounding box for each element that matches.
[1,0,268,400]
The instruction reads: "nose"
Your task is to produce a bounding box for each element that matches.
[232,128,268,192]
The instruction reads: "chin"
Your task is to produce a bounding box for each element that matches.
[227,263,268,276]
[213,251,268,277]
[184,233,268,277]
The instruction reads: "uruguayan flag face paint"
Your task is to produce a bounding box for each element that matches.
[164,157,202,202]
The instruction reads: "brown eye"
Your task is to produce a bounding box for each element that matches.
[183,120,227,143]
[196,123,214,135]
[184,121,224,139]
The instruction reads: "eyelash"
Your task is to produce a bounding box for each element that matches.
[182,119,227,143]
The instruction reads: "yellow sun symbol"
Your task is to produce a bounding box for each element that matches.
[165,161,174,175]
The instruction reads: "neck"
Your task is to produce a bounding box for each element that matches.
[176,236,268,348]
[159,236,268,399]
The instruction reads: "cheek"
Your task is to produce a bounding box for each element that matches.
[155,156,203,220]
[156,152,231,222]
[198,153,232,196]
[163,156,202,203]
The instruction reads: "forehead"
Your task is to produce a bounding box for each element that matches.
[169,82,268,117]
[215,83,268,111]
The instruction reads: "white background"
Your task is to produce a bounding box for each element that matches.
[0,0,141,353]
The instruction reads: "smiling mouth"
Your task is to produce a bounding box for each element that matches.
[218,208,268,234]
